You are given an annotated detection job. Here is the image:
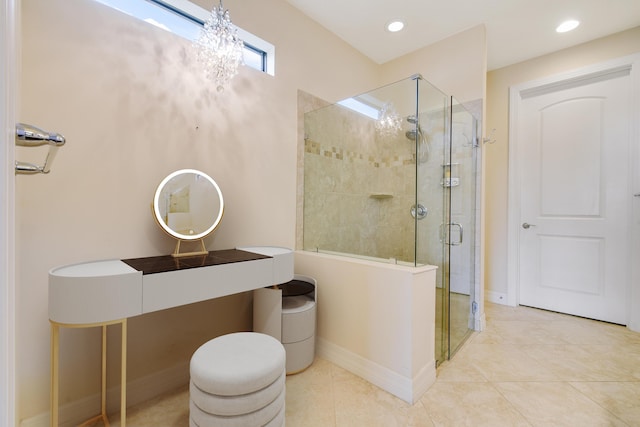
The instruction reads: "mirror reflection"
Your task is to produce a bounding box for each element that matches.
[153,169,224,241]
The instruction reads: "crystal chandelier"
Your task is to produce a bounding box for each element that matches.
[194,0,244,92]
[375,102,402,137]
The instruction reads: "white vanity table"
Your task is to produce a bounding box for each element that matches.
[49,246,293,427]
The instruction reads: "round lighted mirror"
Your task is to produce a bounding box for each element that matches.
[153,169,224,241]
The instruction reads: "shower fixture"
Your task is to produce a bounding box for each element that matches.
[410,204,428,220]
[405,129,420,141]
[405,115,421,140]
[405,115,429,162]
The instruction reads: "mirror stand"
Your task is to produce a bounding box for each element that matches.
[172,239,208,258]
[152,169,224,258]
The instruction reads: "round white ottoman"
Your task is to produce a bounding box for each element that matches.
[190,332,286,427]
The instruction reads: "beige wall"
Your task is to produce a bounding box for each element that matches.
[484,26,640,300]
[382,24,487,105]
[17,0,378,420]
[16,0,486,422]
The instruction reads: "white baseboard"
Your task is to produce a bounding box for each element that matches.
[316,337,435,404]
[411,362,436,403]
[475,311,487,331]
[21,361,189,427]
[486,290,508,305]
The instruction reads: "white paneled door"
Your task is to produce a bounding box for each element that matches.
[516,67,633,325]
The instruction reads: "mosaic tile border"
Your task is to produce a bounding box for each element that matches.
[304,139,415,168]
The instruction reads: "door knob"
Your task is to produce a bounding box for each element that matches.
[522,223,536,229]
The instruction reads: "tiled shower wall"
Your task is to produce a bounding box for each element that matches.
[302,101,417,262]
[297,90,480,280]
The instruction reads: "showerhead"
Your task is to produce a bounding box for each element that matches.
[405,115,430,163]
[405,129,419,141]
[405,115,421,141]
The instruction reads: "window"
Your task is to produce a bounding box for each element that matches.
[93,0,275,75]
[337,98,380,120]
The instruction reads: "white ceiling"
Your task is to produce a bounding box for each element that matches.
[285,0,640,70]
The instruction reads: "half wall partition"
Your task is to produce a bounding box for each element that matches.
[302,75,479,363]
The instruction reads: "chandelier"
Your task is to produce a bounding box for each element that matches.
[375,102,402,137]
[194,0,244,92]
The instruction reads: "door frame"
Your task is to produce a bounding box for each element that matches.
[507,53,640,331]
[1,0,17,425]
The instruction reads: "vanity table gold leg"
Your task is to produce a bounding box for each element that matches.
[50,322,59,427]
[101,325,107,422]
[50,319,127,427]
[121,319,127,427]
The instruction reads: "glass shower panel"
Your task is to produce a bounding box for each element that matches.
[447,97,477,357]
[414,79,449,364]
[303,77,420,264]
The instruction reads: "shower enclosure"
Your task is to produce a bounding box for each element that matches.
[303,75,479,363]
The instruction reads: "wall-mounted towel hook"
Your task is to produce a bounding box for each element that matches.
[482,128,497,145]
[15,123,66,174]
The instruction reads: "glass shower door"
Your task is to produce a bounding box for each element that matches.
[447,97,477,357]
[417,88,477,365]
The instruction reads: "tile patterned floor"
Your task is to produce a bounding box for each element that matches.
[106,303,640,426]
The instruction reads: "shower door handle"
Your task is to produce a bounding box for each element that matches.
[439,223,463,246]
[450,223,463,246]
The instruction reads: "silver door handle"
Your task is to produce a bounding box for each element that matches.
[450,223,463,246]
[439,223,463,245]
[522,223,536,229]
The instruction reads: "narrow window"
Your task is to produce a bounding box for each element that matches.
[94,0,275,75]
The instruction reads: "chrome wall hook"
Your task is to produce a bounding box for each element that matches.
[15,123,66,174]
[482,128,497,145]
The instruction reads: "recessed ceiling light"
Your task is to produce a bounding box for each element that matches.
[556,19,580,33]
[386,20,405,33]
